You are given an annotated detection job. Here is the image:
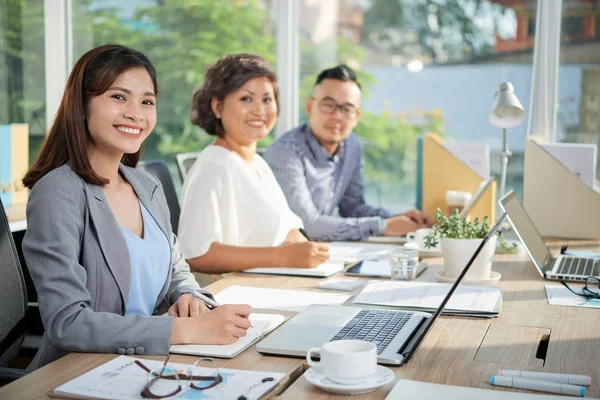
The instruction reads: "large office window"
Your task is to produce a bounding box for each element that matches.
[556,1,600,180]
[71,0,277,174]
[299,0,533,211]
[0,0,45,164]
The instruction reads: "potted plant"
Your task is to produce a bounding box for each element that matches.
[424,209,516,281]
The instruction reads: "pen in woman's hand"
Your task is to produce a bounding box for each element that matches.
[299,228,312,241]
[191,291,254,328]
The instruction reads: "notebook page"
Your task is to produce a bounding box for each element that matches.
[169,313,285,357]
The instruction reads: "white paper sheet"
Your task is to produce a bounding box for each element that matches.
[444,142,490,179]
[329,242,398,262]
[215,285,352,312]
[53,355,285,400]
[353,280,501,313]
[541,142,597,189]
[545,285,600,309]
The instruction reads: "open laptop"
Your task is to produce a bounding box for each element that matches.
[257,212,507,366]
[499,190,600,282]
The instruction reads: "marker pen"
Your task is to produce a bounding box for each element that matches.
[498,370,591,386]
[490,376,585,397]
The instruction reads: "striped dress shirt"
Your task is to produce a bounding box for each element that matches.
[264,123,396,241]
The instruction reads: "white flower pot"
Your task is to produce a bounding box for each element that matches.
[440,236,497,281]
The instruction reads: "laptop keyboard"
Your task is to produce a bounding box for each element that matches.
[330,309,412,354]
[555,257,600,277]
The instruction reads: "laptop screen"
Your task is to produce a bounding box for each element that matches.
[499,191,552,272]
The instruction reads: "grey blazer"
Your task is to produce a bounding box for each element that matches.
[23,163,207,369]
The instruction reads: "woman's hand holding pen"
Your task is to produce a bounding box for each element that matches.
[277,241,330,268]
[170,304,253,345]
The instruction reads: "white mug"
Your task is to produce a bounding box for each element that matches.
[407,228,438,251]
[306,340,377,385]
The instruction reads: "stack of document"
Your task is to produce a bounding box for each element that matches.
[353,280,502,318]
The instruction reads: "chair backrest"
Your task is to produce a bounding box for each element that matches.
[175,152,200,182]
[0,200,28,367]
[137,161,180,234]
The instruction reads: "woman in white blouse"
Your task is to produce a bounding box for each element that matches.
[178,54,330,273]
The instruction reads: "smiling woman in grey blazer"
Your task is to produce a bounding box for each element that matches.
[21,44,252,370]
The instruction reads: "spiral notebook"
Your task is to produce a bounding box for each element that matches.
[169,313,286,358]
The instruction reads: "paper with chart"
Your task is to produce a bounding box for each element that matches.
[545,285,600,309]
[52,355,285,400]
[170,313,285,358]
[215,286,351,312]
[353,280,502,315]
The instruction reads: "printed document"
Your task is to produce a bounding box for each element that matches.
[51,355,285,400]
[545,285,600,309]
[215,285,352,312]
[353,280,502,315]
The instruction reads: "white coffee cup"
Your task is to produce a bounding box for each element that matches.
[407,228,439,251]
[306,340,377,385]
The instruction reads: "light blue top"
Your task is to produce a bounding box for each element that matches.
[121,200,171,316]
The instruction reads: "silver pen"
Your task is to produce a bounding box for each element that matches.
[190,290,220,309]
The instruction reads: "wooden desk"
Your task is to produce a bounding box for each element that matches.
[1,244,599,399]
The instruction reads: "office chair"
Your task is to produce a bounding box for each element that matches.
[175,152,200,182]
[0,200,29,382]
[137,161,180,234]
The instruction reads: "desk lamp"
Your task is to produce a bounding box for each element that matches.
[489,82,525,197]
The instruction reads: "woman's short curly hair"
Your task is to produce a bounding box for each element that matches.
[191,54,279,136]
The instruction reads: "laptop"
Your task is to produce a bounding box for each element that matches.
[257,212,507,366]
[499,190,600,282]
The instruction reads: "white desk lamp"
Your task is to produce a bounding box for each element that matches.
[489,82,525,197]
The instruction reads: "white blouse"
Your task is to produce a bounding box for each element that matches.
[178,145,304,259]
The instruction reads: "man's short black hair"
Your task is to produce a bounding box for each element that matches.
[315,64,362,91]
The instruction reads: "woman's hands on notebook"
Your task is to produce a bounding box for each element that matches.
[168,293,209,317]
[277,241,330,268]
[170,304,253,345]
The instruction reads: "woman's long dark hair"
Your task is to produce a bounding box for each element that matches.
[23,44,158,189]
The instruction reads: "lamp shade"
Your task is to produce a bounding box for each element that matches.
[489,82,525,129]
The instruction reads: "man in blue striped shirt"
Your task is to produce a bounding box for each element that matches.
[265,65,432,241]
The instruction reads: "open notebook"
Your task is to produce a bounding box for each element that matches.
[243,259,345,277]
[169,313,285,358]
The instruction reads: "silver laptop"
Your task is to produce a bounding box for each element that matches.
[499,190,599,281]
[257,213,507,366]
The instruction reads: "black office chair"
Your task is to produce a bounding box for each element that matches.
[137,161,180,234]
[175,152,200,183]
[0,200,29,382]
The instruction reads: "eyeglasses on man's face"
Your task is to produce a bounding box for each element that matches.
[560,276,600,300]
[314,97,358,119]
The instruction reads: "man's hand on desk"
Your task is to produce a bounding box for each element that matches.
[170,304,253,345]
[277,241,330,268]
[383,211,432,237]
[402,209,433,227]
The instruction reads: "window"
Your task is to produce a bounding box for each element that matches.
[71,0,277,185]
[299,0,532,211]
[0,0,45,165]
[556,3,600,181]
